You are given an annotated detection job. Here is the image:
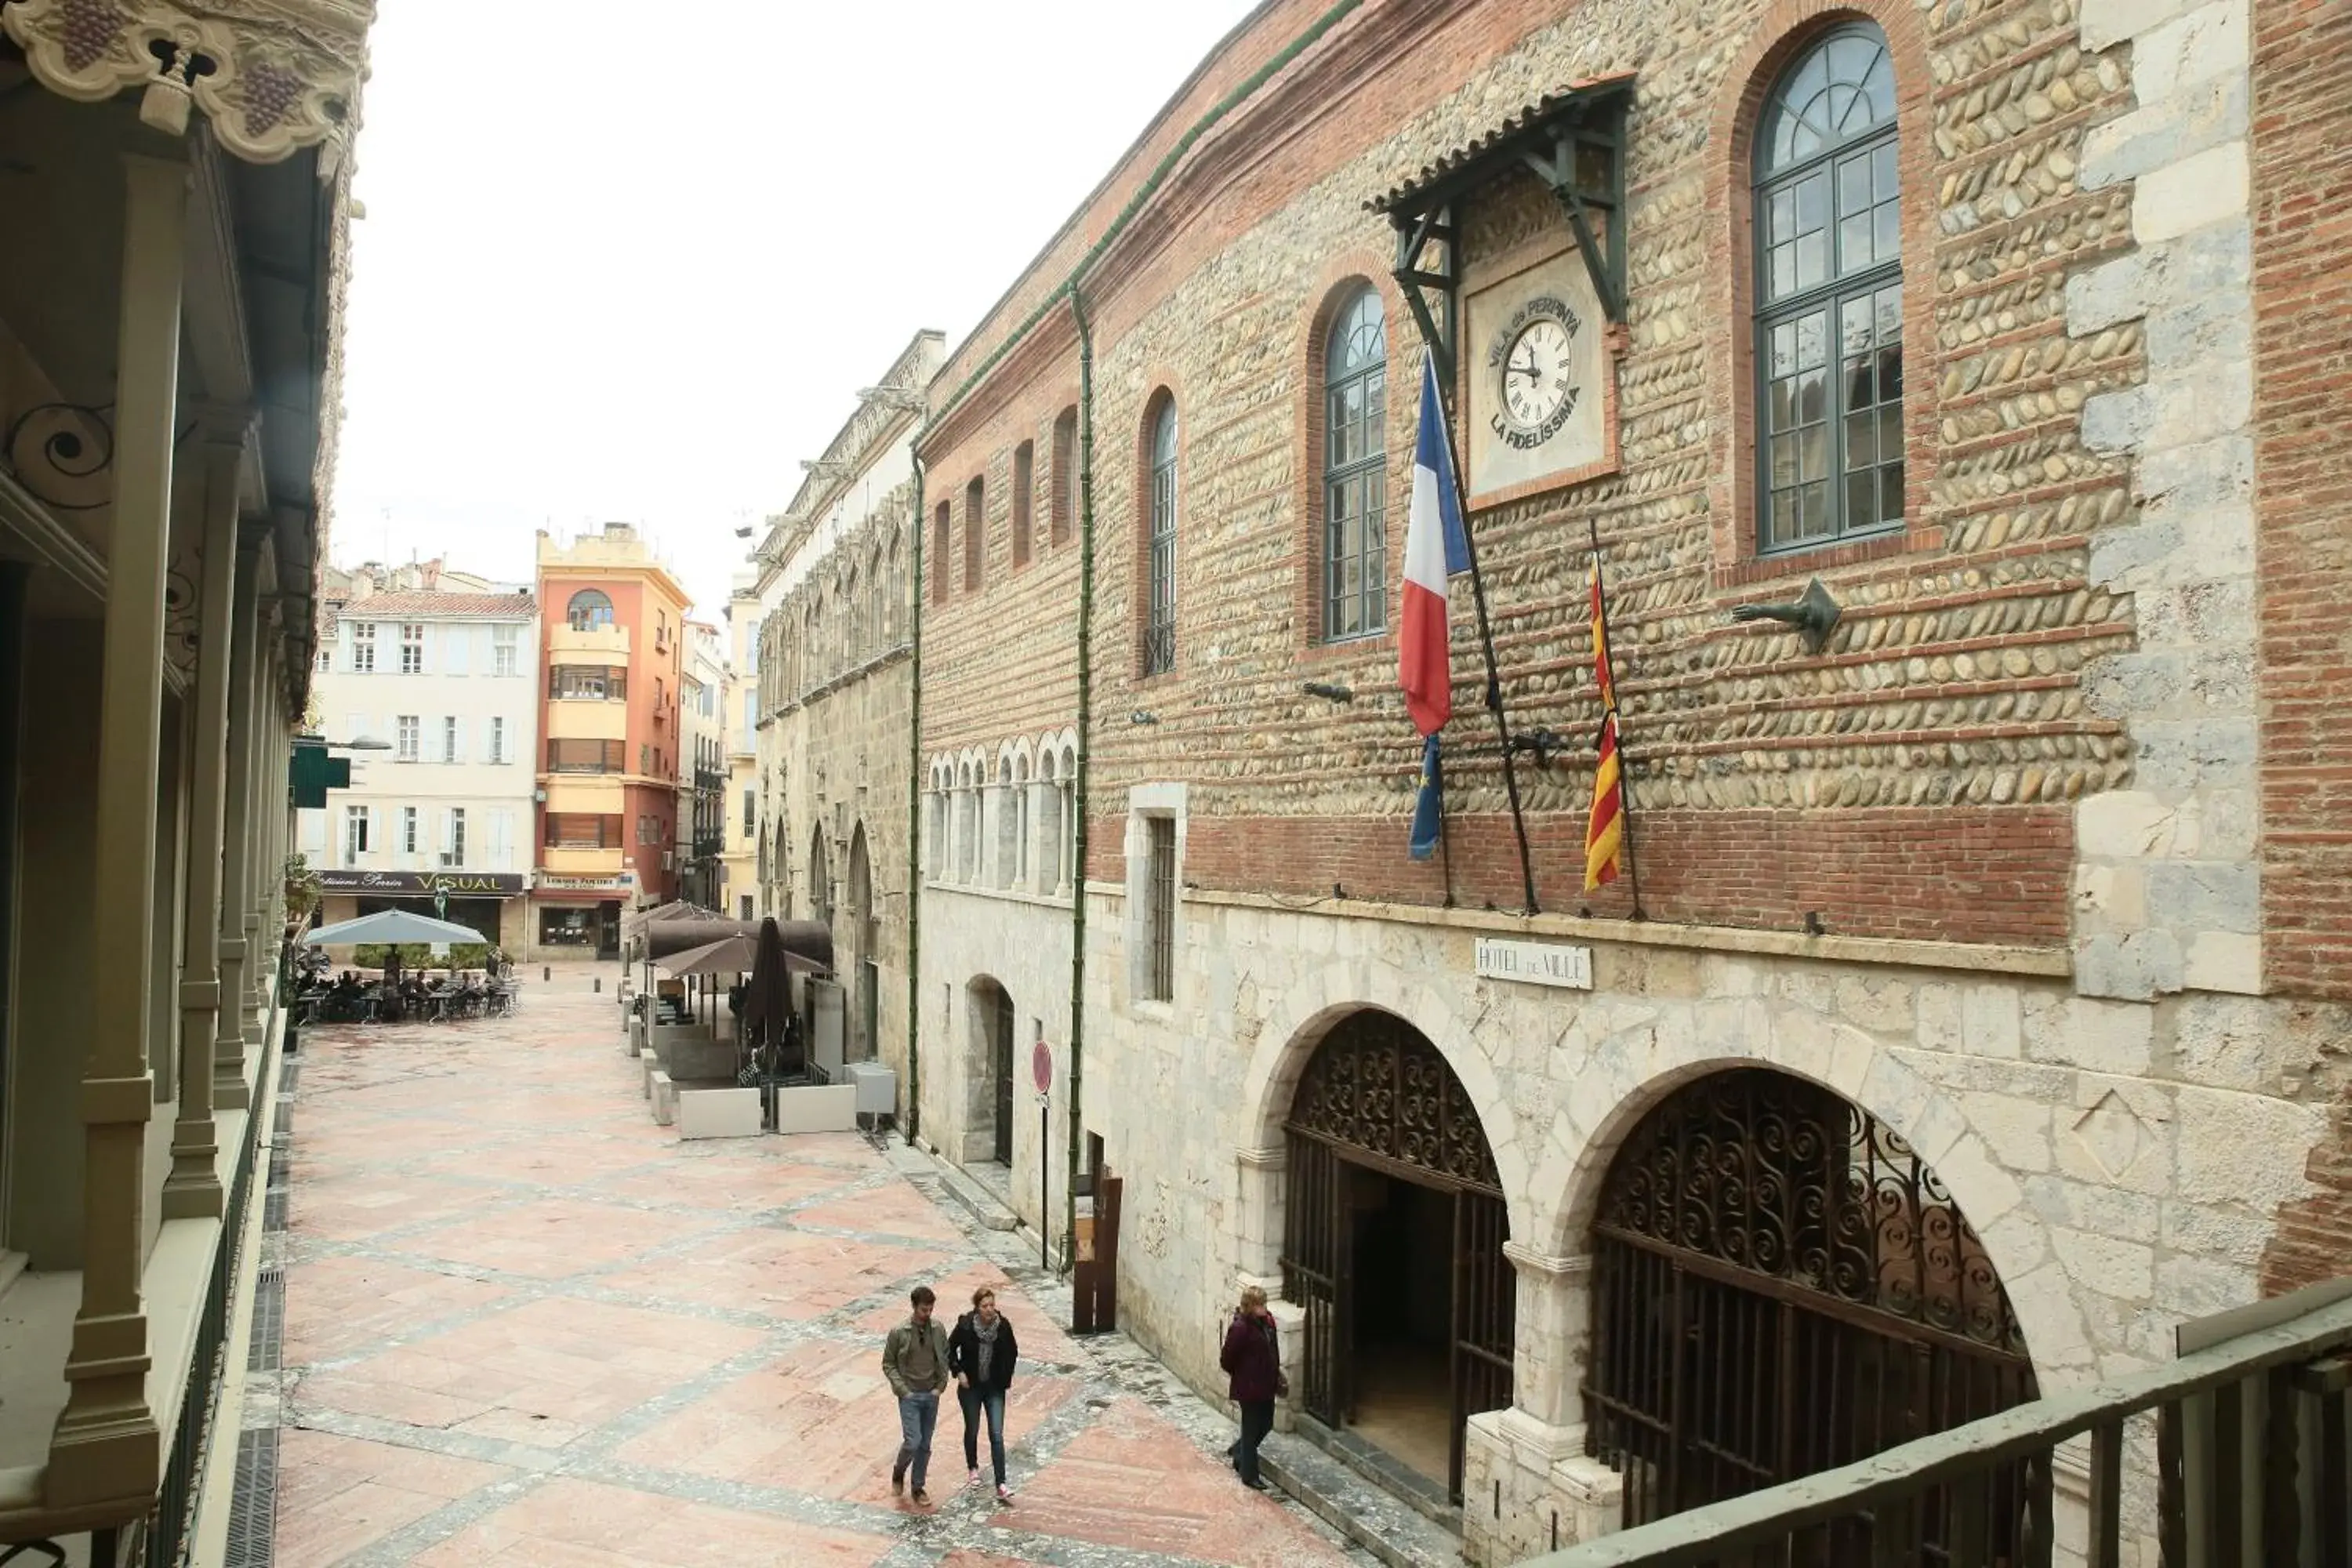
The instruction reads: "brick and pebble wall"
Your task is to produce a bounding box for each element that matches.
[931,0,2141,952]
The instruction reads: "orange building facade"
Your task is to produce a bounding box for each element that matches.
[532,524,691,956]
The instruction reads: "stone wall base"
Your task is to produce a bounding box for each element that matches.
[1461,1409,1621,1566]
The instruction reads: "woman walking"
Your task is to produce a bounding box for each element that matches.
[1220,1283,1283,1491]
[949,1285,1020,1504]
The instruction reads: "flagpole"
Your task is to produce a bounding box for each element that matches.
[1434,357,1540,916]
[1588,517,1644,920]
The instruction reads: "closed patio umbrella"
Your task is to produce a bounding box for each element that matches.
[304,909,490,946]
[742,918,804,1080]
[657,932,761,977]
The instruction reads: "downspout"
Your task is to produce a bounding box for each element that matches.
[1065,281,1096,1270]
[905,445,925,1144]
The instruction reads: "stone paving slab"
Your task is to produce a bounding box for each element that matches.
[269,973,1381,1567]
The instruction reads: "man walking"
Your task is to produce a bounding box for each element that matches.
[883,1284,952,1505]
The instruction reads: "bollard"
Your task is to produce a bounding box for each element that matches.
[543,965,550,982]
[593,977,601,993]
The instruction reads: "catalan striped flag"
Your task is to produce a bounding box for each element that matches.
[1584,559,1625,891]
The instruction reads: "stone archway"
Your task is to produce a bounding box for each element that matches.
[1276,1007,1515,1504]
[961,975,1016,1167]
[1584,1065,2038,1555]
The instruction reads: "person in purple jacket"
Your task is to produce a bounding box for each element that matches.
[1219,1283,1285,1490]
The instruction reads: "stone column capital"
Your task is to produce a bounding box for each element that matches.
[183,400,258,451]
[1234,1143,1287,1171]
[1503,1240,1591,1279]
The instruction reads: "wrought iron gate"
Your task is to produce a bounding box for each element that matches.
[1279,1011,1513,1501]
[1285,1131,1349,1426]
[1584,1068,2038,1559]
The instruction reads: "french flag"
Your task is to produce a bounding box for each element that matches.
[1402,350,1470,859]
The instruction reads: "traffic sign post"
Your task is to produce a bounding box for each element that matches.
[1033,1041,1053,1271]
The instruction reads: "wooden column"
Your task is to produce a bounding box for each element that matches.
[49,150,187,1510]
[212,530,263,1111]
[163,433,248,1218]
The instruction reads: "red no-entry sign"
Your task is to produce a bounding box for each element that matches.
[1032,1039,1052,1096]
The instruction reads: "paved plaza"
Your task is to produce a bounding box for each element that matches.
[263,967,1368,1567]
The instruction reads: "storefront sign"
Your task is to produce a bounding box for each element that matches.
[535,872,636,895]
[318,869,526,896]
[1473,936,1593,990]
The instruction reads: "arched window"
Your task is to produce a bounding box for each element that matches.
[566,589,615,631]
[1755,24,1903,553]
[1012,441,1035,568]
[964,476,985,593]
[1142,396,1178,676]
[932,499,951,604]
[1051,406,1079,546]
[1323,287,1388,640]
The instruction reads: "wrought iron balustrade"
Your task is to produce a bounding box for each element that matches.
[1525,1282,2352,1568]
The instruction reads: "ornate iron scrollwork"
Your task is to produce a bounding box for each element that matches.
[1598,1067,2025,1354]
[3,401,115,510]
[1287,1011,1501,1192]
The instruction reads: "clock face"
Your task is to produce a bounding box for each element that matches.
[1488,299,1582,450]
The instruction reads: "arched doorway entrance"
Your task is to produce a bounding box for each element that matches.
[1279,1010,1512,1501]
[1584,1067,2038,1556]
[848,825,875,1062]
[964,977,1016,1166]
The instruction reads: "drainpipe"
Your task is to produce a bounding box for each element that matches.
[1065,281,1096,1271]
[905,445,924,1145]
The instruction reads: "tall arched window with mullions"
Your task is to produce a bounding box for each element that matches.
[1142,394,1178,676]
[1755,24,1902,553]
[1323,287,1388,640]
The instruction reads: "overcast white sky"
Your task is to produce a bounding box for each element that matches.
[333,0,1262,619]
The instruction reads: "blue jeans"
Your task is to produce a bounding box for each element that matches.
[960,1384,1007,1483]
[895,1389,940,1490]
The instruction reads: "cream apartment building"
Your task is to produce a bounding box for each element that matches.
[298,563,539,952]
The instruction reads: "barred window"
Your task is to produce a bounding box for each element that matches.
[1755,24,1904,553]
[1323,287,1388,640]
[1143,815,1176,1001]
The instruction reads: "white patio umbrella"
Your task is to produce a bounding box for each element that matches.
[303,909,491,946]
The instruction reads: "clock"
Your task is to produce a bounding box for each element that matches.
[1493,299,1582,449]
[1462,245,1617,506]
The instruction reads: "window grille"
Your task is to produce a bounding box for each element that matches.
[1144,815,1176,1000]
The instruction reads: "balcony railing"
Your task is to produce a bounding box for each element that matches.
[1530,1281,2352,1568]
